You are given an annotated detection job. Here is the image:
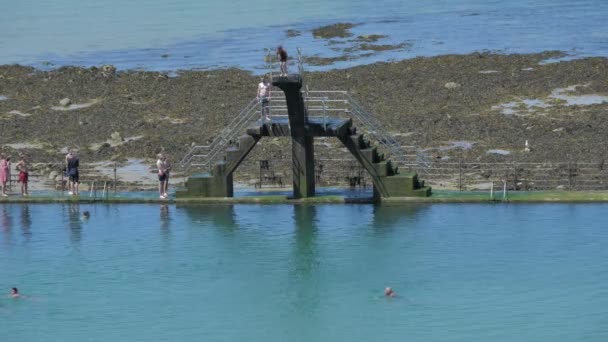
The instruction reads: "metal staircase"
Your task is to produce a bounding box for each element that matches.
[179,98,260,171]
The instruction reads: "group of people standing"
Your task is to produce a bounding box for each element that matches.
[1,47,288,200]
[0,154,30,197]
[0,150,170,199]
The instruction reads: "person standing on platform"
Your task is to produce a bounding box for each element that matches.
[276,46,288,77]
[257,76,272,121]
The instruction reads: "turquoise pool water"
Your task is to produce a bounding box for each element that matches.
[1,203,607,341]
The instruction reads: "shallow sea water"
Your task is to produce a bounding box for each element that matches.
[1,0,607,71]
[1,203,607,341]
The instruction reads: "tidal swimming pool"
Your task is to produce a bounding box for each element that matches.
[1,203,607,341]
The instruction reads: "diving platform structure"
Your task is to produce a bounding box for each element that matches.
[177,73,431,200]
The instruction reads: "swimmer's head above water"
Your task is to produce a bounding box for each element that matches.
[10,287,19,298]
[384,287,395,297]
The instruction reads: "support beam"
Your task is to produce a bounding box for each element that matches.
[273,74,316,198]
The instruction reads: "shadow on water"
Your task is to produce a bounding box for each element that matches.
[179,205,236,230]
[288,205,321,319]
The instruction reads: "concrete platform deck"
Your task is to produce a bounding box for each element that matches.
[246,117,352,137]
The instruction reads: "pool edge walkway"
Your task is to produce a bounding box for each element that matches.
[2,191,608,204]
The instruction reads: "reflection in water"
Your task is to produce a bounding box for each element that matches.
[372,204,428,233]
[289,205,320,321]
[67,203,82,243]
[1,206,13,244]
[160,204,170,240]
[20,204,32,241]
[180,205,236,229]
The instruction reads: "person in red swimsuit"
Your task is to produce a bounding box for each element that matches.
[15,155,29,196]
[276,46,288,77]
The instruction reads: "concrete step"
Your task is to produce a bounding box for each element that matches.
[372,161,395,177]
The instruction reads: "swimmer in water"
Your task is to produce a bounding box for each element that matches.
[10,287,20,298]
[385,287,395,297]
[82,211,90,219]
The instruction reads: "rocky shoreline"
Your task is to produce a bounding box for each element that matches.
[1,51,608,185]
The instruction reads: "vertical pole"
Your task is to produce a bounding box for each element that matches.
[61,169,64,194]
[568,160,572,191]
[513,160,518,191]
[90,181,94,198]
[114,163,117,193]
[503,180,507,200]
[458,157,463,192]
[322,98,327,129]
[490,182,494,199]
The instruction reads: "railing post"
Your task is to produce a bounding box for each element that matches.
[322,98,327,129]
[568,160,573,191]
[513,160,518,191]
[458,157,463,192]
[61,168,64,194]
[114,162,117,193]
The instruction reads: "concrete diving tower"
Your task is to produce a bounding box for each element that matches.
[177,74,431,200]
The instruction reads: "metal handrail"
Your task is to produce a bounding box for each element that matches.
[180,97,260,171]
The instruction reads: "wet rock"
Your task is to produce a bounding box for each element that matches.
[286,29,301,37]
[111,154,128,163]
[101,64,116,76]
[312,23,357,39]
[110,132,123,143]
[59,98,72,107]
[444,82,461,89]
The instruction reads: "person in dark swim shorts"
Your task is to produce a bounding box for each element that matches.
[276,46,288,77]
[66,150,80,195]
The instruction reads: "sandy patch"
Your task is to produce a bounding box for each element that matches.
[487,149,511,155]
[51,98,102,111]
[5,110,32,117]
[4,142,46,149]
[89,135,145,151]
[491,84,608,115]
[91,158,186,185]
